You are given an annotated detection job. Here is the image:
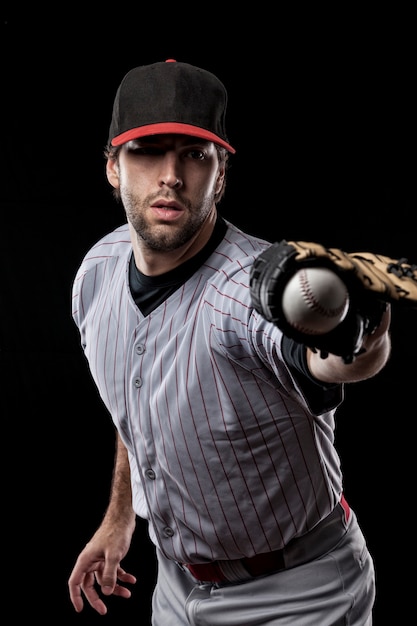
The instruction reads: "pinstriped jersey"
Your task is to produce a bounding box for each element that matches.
[72,220,344,564]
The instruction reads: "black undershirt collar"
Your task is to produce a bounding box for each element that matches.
[129,215,227,316]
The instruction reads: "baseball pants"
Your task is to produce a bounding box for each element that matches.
[151,509,375,625]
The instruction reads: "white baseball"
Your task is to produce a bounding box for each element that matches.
[282,267,349,335]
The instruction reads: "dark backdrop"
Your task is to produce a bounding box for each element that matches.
[2,10,415,624]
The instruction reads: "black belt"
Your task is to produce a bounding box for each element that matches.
[183,494,350,584]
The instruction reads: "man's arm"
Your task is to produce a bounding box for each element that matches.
[105,432,137,531]
[68,432,137,615]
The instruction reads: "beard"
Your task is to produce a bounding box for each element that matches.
[121,187,217,252]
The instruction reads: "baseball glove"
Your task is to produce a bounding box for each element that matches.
[250,240,417,363]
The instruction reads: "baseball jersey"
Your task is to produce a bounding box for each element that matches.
[72,218,344,565]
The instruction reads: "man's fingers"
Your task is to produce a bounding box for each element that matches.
[68,585,85,613]
[68,559,137,614]
[69,569,108,615]
[96,567,137,599]
[117,567,137,585]
[97,565,137,590]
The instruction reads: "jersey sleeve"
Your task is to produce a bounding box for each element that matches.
[281,335,343,415]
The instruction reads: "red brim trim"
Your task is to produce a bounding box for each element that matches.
[111,122,236,154]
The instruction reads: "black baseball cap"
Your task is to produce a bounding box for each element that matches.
[108,59,236,154]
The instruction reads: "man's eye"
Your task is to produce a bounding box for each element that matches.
[188,149,206,160]
[128,146,161,155]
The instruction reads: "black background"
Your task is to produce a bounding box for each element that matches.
[2,8,415,624]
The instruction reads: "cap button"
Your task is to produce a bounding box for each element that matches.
[165,58,177,63]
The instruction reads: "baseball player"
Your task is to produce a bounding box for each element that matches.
[67,59,416,625]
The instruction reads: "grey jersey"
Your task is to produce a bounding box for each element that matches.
[72,220,343,565]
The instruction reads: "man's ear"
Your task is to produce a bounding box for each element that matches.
[215,165,225,194]
[106,159,120,189]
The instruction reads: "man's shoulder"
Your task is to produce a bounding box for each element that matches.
[81,223,131,264]
[219,220,272,262]
[89,222,131,251]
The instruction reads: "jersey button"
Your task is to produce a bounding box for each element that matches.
[136,344,145,355]
[163,526,175,537]
[145,469,156,480]
[134,377,142,388]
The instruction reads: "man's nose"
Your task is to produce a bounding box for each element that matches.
[159,155,183,189]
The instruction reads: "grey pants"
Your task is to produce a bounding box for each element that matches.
[151,510,375,626]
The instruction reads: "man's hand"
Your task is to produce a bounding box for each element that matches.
[307,304,391,385]
[68,527,137,615]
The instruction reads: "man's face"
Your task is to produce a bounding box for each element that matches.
[106,134,225,252]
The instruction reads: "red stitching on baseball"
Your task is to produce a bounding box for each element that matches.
[299,269,347,318]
